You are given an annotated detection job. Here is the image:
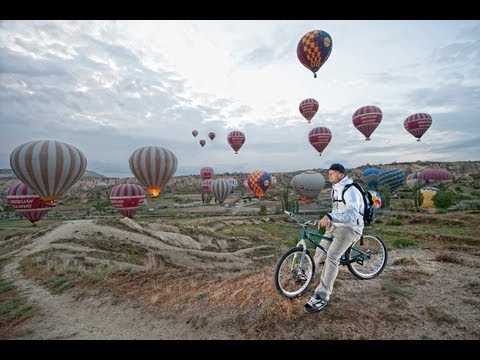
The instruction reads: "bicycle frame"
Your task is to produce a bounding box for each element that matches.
[288,211,372,267]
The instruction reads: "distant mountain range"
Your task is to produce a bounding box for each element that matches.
[1,161,479,198]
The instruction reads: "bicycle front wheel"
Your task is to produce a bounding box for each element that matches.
[346,235,388,280]
[274,247,315,299]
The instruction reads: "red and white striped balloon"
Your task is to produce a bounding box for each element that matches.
[200,166,214,180]
[404,113,432,141]
[299,98,319,123]
[352,105,383,140]
[109,183,146,218]
[227,130,245,154]
[9,140,87,204]
[129,146,177,198]
[308,127,332,156]
[7,181,50,225]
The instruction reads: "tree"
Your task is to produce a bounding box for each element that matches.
[433,190,453,210]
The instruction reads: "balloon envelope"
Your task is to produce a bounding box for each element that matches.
[420,187,439,209]
[7,182,50,225]
[404,113,432,141]
[208,132,216,141]
[210,179,232,204]
[378,168,405,192]
[129,146,177,198]
[247,170,271,198]
[109,183,146,218]
[199,139,206,147]
[192,130,198,138]
[9,140,87,204]
[368,190,383,209]
[200,166,214,180]
[299,98,319,123]
[361,168,382,190]
[418,168,454,186]
[352,105,382,140]
[292,170,325,200]
[308,127,332,155]
[297,30,333,78]
[227,130,245,154]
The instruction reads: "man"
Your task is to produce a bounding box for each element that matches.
[304,163,365,313]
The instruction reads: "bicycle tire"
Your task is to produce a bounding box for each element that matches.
[346,234,388,280]
[274,246,315,298]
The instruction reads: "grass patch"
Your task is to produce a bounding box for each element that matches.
[435,253,464,264]
[391,257,420,266]
[381,280,414,298]
[391,238,419,249]
[426,305,458,324]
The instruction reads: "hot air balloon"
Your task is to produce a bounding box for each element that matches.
[226,178,239,193]
[201,179,213,194]
[129,146,177,198]
[361,168,382,190]
[308,127,332,156]
[292,170,325,200]
[109,183,146,218]
[199,139,206,147]
[418,168,454,186]
[368,190,383,209]
[378,168,405,193]
[95,182,108,190]
[270,176,277,188]
[247,170,271,198]
[192,130,198,138]
[299,98,319,123]
[208,132,216,141]
[405,172,420,188]
[297,30,333,78]
[420,187,439,209]
[6,182,50,225]
[200,166,214,180]
[404,113,432,141]
[9,140,87,205]
[210,179,232,204]
[227,130,245,154]
[352,105,383,140]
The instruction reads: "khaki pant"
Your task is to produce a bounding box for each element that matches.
[313,226,361,301]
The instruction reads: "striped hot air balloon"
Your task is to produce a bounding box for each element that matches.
[418,168,454,186]
[378,168,405,192]
[420,187,439,209]
[109,183,146,218]
[227,130,245,154]
[299,98,319,123]
[201,179,213,194]
[308,127,332,156]
[6,181,50,225]
[404,113,432,141]
[210,179,232,204]
[361,168,382,190]
[352,105,383,140]
[9,140,87,204]
[292,170,325,200]
[129,146,177,198]
[297,30,333,78]
[200,166,214,180]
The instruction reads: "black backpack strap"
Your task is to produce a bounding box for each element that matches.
[340,183,354,204]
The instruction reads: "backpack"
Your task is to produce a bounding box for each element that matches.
[341,183,376,226]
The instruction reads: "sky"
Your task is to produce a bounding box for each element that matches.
[1,20,479,178]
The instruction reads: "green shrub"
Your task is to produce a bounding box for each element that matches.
[258,205,267,216]
[433,190,453,209]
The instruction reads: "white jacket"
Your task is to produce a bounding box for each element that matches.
[328,175,365,235]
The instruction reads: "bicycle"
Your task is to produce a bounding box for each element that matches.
[274,210,388,299]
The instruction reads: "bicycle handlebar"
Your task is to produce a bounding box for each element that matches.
[284,210,318,227]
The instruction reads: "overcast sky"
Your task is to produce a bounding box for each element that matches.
[1,20,479,178]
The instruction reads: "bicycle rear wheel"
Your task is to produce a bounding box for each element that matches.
[346,235,388,279]
[274,247,315,298]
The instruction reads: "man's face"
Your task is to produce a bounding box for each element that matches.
[328,170,344,184]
